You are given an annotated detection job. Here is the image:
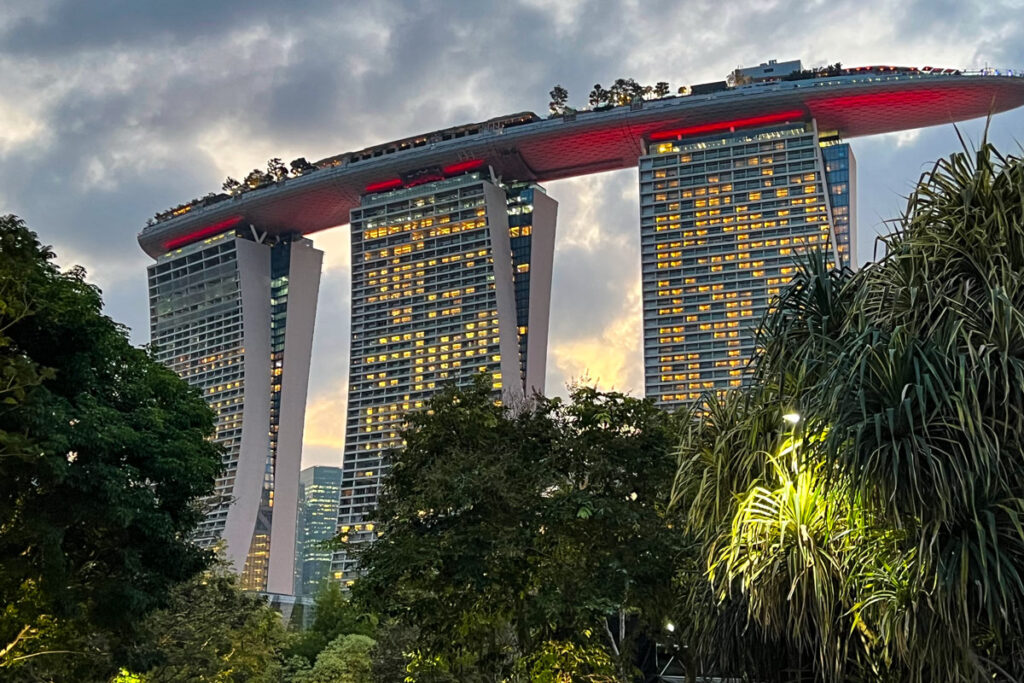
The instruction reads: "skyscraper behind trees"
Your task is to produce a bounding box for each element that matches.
[332,172,557,583]
[294,466,343,597]
[639,122,855,405]
[147,232,323,593]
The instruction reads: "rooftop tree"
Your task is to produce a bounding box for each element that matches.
[221,176,241,194]
[548,84,569,116]
[267,157,288,181]
[588,83,609,108]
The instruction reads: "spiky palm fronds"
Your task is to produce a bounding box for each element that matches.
[710,437,854,676]
[671,140,1024,681]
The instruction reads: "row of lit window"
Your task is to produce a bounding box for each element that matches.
[207,381,242,394]
[362,207,487,241]
[367,315,497,353]
[651,155,814,179]
[649,167,816,193]
[364,336,498,366]
[366,250,492,288]
[364,234,489,261]
[652,212,819,233]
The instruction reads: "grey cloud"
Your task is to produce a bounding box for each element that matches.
[2,0,1024,465]
[306,267,352,397]
[547,171,639,343]
[0,0,339,56]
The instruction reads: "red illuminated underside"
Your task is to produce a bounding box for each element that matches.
[365,159,486,195]
[442,159,484,174]
[138,77,1024,256]
[364,178,402,193]
[163,216,242,250]
[649,110,807,140]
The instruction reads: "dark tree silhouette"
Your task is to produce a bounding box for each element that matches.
[548,84,569,116]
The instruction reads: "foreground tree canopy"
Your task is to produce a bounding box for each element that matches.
[349,142,1024,682]
[352,378,687,681]
[123,567,288,682]
[0,216,222,680]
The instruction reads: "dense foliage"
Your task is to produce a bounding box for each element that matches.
[353,377,687,681]
[286,581,376,666]
[124,568,288,682]
[0,215,222,680]
[113,574,379,682]
[670,141,1024,681]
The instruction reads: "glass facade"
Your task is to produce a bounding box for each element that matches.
[821,141,857,269]
[294,466,343,596]
[506,182,539,382]
[149,232,247,547]
[332,172,555,584]
[639,121,848,407]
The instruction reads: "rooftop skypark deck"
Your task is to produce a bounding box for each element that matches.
[139,67,1024,258]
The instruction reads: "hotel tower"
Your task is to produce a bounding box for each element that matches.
[639,120,855,407]
[331,170,556,583]
[146,230,322,593]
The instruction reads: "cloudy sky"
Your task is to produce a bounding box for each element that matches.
[2,0,1023,468]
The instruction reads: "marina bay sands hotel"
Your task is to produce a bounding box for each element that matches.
[138,60,1024,592]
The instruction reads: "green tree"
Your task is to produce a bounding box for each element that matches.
[289,158,314,176]
[369,620,417,682]
[587,84,608,108]
[125,568,287,682]
[513,640,618,683]
[0,216,222,680]
[221,176,242,194]
[353,376,687,681]
[299,633,375,683]
[244,168,271,189]
[267,157,288,181]
[548,85,569,116]
[286,581,375,666]
[670,141,1024,681]
[654,81,670,99]
[352,376,551,679]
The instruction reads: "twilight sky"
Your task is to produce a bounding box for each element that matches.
[1,0,1023,468]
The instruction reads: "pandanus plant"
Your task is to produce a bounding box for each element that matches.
[670,137,1024,682]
